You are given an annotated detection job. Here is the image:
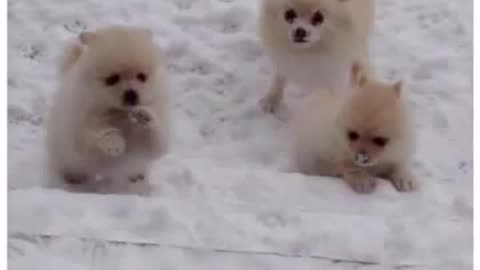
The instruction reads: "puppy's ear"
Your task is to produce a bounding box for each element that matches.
[392,80,403,97]
[351,61,367,88]
[262,0,281,14]
[78,31,97,45]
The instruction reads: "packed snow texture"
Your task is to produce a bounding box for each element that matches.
[8,0,472,269]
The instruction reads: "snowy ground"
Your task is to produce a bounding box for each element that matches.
[7,0,473,269]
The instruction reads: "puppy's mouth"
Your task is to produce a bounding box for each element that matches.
[290,36,312,48]
[294,37,307,43]
[354,160,376,168]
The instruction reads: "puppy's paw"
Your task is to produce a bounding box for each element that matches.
[391,170,416,192]
[345,174,377,194]
[97,128,126,157]
[260,93,282,113]
[129,107,154,127]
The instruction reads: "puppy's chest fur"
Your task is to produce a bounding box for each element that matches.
[272,50,351,91]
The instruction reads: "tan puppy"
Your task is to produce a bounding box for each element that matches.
[258,0,375,112]
[290,63,415,194]
[47,26,169,187]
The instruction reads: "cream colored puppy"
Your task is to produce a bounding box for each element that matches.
[290,63,415,194]
[47,26,169,188]
[259,0,375,112]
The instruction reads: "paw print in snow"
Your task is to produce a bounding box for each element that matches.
[212,6,250,34]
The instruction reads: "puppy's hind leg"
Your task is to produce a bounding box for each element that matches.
[129,173,145,183]
[260,73,286,113]
[125,162,152,195]
[63,171,90,185]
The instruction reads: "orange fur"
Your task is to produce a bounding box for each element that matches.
[258,0,375,113]
[290,63,415,193]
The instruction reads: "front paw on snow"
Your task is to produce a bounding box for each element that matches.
[347,175,377,194]
[391,176,416,192]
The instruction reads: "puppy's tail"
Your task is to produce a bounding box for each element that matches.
[59,39,84,75]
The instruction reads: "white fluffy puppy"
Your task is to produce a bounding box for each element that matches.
[47,26,169,188]
[258,0,375,112]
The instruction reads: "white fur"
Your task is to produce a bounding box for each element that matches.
[259,0,375,112]
[47,26,169,189]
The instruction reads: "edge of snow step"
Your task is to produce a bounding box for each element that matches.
[8,189,471,268]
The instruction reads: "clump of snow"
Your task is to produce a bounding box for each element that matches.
[8,0,472,269]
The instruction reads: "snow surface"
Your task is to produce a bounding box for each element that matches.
[8,0,472,269]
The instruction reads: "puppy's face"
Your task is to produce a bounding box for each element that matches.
[340,64,405,167]
[262,0,351,49]
[78,26,159,110]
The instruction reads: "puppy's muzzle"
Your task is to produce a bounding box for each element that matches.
[123,89,139,106]
[354,152,371,167]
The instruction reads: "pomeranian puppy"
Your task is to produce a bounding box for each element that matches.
[258,0,375,113]
[290,63,415,194]
[47,25,169,188]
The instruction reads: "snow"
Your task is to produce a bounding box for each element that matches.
[8,0,472,269]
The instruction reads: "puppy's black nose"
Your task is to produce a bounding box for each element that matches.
[123,89,139,106]
[294,28,307,41]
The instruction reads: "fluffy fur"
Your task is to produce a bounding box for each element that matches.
[47,25,169,188]
[258,0,375,112]
[290,63,415,194]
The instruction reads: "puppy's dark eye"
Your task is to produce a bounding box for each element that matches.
[347,130,359,141]
[137,73,147,83]
[284,8,297,23]
[311,11,324,26]
[105,74,120,86]
[372,137,389,147]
